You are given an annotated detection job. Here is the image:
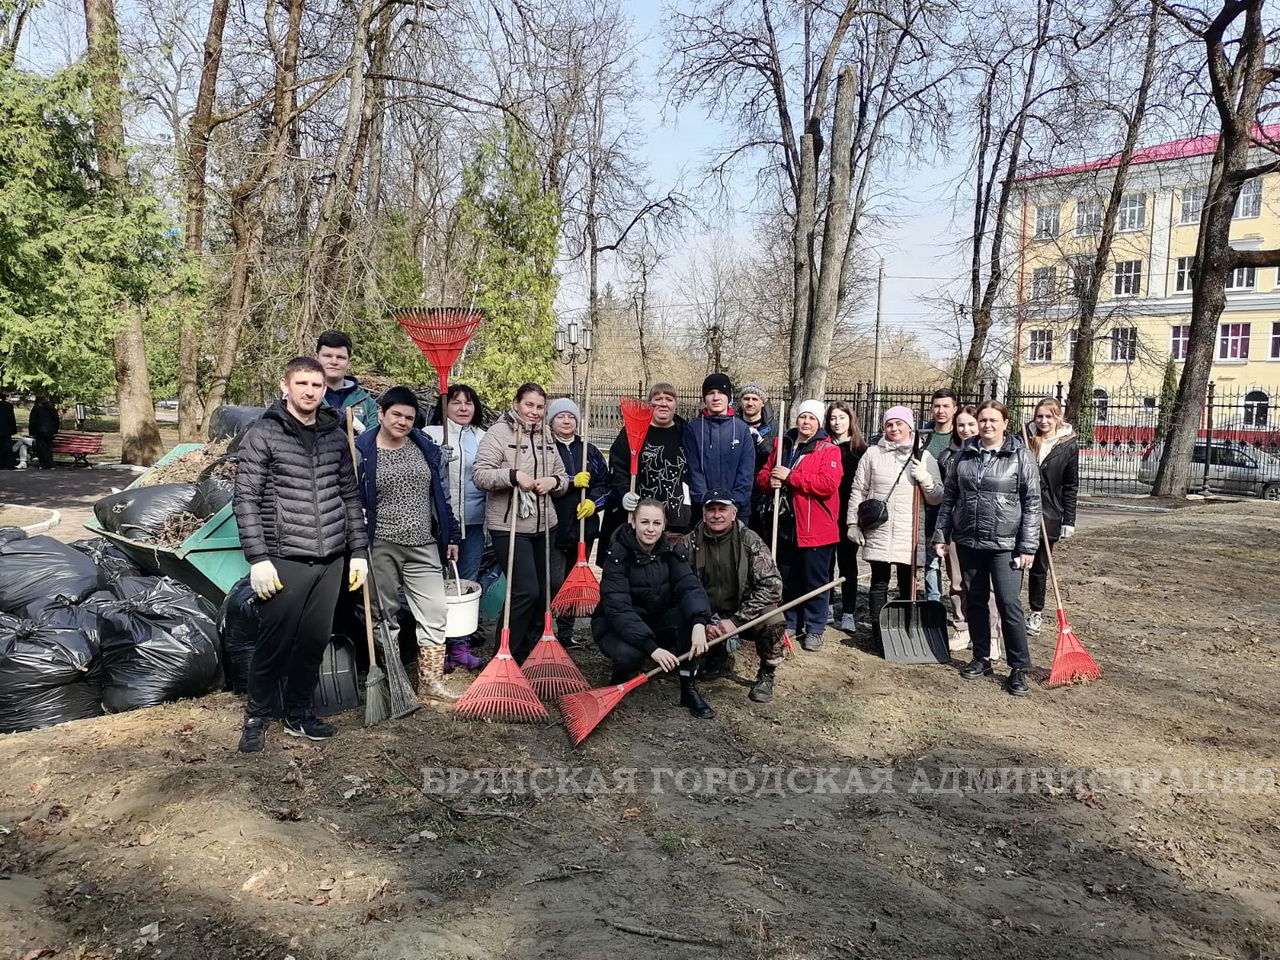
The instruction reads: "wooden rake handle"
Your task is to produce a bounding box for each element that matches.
[344,410,380,666]
[639,577,844,682]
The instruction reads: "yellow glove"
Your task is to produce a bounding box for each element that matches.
[576,499,597,520]
[573,471,591,489]
[348,557,367,592]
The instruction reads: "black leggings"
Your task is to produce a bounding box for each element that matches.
[831,537,859,614]
[1027,538,1057,612]
[867,561,913,635]
[489,531,547,664]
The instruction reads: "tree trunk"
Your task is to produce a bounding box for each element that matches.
[84,0,163,465]
[789,130,816,393]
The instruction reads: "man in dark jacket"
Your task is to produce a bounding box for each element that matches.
[684,373,756,524]
[233,357,368,753]
[735,381,778,536]
[0,392,16,469]
[28,396,60,469]
[687,491,786,703]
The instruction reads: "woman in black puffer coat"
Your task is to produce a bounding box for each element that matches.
[932,401,1041,698]
[1023,398,1079,638]
[593,500,715,719]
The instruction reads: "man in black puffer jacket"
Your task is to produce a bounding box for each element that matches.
[233,357,368,753]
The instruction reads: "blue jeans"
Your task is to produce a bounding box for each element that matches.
[923,557,943,601]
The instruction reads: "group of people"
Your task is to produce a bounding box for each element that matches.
[232,336,1080,753]
[0,393,61,470]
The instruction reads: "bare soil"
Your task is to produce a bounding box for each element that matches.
[2,501,1279,960]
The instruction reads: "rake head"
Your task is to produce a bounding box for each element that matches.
[393,307,483,387]
[558,673,651,747]
[620,396,653,475]
[453,628,549,722]
[523,615,590,699]
[1046,609,1102,688]
[551,543,600,617]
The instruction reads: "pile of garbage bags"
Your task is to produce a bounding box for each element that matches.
[0,533,224,733]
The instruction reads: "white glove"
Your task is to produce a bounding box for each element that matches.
[438,444,457,464]
[622,491,640,512]
[910,458,932,486]
[348,557,367,592]
[351,416,366,434]
[847,526,865,547]
[1060,525,1075,540]
[250,560,282,600]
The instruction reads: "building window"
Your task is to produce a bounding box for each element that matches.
[1181,185,1208,223]
[1110,327,1138,362]
[1171,324,1191,360]
[1031,266,1057,300]
[1067,329,1078,361]
[1244,390,1270,427]
[1225,266,1256,290]
[1035,204,1060,239]
[1094,388,1110,425]
[1114,259,1143,297]
[1235,179,1262,219]
[1068,256,1095,298]
[1271,321,1280,359]
[1219,322,1251,360]
[1175,256,1197,293]
[1027,329,1053,363]
[1075,198,1102,236]
[1118,192,1146,231]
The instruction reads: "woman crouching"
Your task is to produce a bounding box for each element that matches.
[593,500,716,719]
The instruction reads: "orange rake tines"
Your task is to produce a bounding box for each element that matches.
[453,627,549,722]
[551,541,599,617]
[393,307,483,384]
[522,613,590,700]
[1046,608,1102,687]
[620,396,653,479]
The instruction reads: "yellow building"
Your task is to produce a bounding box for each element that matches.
[1015,132,1280,426]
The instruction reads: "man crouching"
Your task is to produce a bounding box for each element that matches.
[686,489,786,703]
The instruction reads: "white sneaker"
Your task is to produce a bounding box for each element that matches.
[1026,611,1043,635]
[839,613,857,633]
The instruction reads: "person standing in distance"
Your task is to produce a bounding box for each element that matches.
[316,330,379,433]
[0,392,17,470]
[233,357,368,753]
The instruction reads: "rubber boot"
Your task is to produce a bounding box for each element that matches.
[418,645,460,702]
[678,673,715,720]
[445,640,483,672]
[748,664,775,703]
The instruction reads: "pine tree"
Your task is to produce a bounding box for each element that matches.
[1156,355,1178,445]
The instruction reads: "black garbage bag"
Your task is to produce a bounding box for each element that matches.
[93,484,200,542]
[27,591,115,646]
[192,475,233,518]
[217,576,258,694]
[69,537,143,585]
[0,526,28,545]
[98,579,223,713]
[207,405,265,450]
[0,537,102,615]
[0,615,101,733]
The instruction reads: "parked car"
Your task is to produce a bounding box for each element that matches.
[158,398,179,409]
[1138,439,1280,499]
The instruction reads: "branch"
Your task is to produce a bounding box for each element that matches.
[1228,247,1280,268]
[593,195,687,254]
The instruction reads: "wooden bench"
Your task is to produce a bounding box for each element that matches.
[51,431,104,467]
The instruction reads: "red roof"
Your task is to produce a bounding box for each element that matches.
[1019,125,1280,181]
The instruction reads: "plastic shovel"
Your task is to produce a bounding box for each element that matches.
[878,480,950,664]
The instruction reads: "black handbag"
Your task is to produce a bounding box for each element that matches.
[856,449,912,532]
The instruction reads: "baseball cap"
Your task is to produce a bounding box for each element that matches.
[704,489,736,507]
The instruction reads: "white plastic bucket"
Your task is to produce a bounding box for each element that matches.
[445,567,482,637]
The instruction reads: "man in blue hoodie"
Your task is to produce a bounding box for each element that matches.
[316,330,379,433]
[684,373,756,525]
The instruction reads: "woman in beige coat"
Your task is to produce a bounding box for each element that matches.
[846,406,943,646]
[472,382,569,662]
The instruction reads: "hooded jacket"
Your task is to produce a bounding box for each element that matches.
[354,426,460,564]
[684,410,757,520]
[1027,423,1079,541]
[847,436,943,565]
[471,411,570,535]
[933,435,1042,555]
[735,401,779,471]
[424,422,487,527]
[324,377,379,433]
[593,524,713,655]
[550,434,611,545]
[756,428,844,548]
[233,400,367,564]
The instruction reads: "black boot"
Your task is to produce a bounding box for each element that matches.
[748,665,775,703]
[678,674,715,719]
[609,664,633,685]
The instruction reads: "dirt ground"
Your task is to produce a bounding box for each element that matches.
[1,500,1279,960]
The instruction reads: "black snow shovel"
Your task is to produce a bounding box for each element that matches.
[879,476,950,664]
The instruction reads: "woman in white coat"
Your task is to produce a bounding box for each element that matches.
[846,406,943,646]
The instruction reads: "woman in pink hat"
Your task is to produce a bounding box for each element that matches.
[846,405,943,649]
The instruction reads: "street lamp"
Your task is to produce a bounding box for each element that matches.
[556,319,593,407]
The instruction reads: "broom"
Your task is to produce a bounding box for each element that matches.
[559,577,843,746]
[552,391,601,617]
[453,428,550,723]
[345,411,418,721]
[523,422,590,699]
[767,401,795,657]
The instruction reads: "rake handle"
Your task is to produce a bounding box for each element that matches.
[638,576,844,682]
[770,399,786,560]
[1022,423,1065,615]
[345,410,381,668]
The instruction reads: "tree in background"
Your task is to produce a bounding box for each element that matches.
[1155,355,1178,445]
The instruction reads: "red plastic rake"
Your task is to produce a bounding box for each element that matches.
[559,577,843,746]
[552,394,600,617]
[1043,528,1102,687]
[393,307,482,443]
[619,396,653,505]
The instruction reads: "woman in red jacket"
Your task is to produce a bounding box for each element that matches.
[757,400,843,651]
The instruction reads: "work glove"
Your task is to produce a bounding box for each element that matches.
[910,458,932,486]
[573,470,591,488]
[1060,525,1075,540]
[438,444,457,464]
[250,560,282,600]
[350,416,366,435]
[847,525,866,547]
[622,491,640,512]
[348,557,367,592]
[576,499,597,520]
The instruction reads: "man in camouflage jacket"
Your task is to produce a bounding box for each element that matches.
[687,489,786,704]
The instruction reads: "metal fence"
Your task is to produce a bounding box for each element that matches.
[574,380,1280,498]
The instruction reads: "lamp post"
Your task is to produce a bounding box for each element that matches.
[555,319,593,408]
